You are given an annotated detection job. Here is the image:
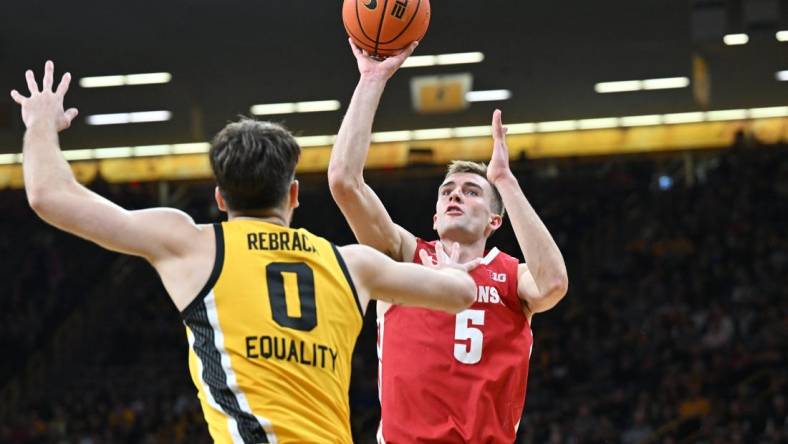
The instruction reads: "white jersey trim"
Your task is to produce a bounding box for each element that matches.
[205,290,279,444]
[188,328,245,444]
[481,247,500,265]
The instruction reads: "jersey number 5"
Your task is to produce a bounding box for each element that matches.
[266,262,317,331]
[454,309,485,364]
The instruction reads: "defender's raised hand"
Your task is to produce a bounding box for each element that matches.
[10,61,78,132]
[486,109,514,186]
[419,241,482,273]
[349,38,418,82]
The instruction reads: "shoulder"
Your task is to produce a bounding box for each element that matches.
[410,238,436,261]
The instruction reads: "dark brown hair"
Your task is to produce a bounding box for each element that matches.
[209,118,300,211]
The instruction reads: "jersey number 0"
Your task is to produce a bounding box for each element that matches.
[266,262,317,331]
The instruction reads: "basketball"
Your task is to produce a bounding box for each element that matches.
[342,0,431,58]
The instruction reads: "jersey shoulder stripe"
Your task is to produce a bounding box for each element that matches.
[182,223,225,317]
[329,243,363,320]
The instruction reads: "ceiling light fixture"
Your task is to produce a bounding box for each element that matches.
[250,100,341,116]
[85,110,172,126]
[465,90,512,102]
[723,33,749,45]
[401,52,485,68]
[79,72,172,88]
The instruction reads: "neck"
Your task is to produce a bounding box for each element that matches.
[438,234,488,263]
[228,208,289,227]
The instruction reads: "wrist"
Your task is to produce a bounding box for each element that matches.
[358,74,389,87]
[27,118,58,133]
[491,172,518,188]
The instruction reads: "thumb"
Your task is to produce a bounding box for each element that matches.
[64,107,79,123]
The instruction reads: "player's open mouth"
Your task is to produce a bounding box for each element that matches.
[446,205,463,215]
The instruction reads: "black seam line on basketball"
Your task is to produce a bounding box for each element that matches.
[181,223,225,317]
[379,0,422,44]
[345,23,377,46]
[330,243,364,321]
[355,1,377,43]
[186,300,269,443]
[347,27,379,50]
[374,0,390,55]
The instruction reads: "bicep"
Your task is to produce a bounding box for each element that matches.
[33,183,199,261]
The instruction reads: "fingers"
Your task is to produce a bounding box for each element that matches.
[25,70,39,95]
[449,242,460,263]
[10,90,25,104]
[64,108,79,125]
[435,241,449,262]
[463,258,482,272]
[43,60,54,91]
[492,109,509,139]
[348,38,361,57]
[399,40,419,59]
[56,72,72,97]
[386,40,418,66]
[418,249,436,267]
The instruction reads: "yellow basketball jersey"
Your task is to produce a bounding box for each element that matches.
[181,220,363,444]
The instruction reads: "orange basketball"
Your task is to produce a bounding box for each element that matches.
[342,0,431,58]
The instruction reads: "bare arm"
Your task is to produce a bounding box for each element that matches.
[328,40,418,261]
[338,243,477,314]
[13,62,201,264]
[486,110,569,315]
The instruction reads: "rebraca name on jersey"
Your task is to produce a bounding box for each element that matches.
[247,231,316,253]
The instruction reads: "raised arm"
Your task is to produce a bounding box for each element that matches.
[486,110,569,315]
[327,40,418,261]
[338,243,478,314]
[12,62,202,265]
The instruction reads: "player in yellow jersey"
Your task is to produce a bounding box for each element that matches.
[11,61,478,444]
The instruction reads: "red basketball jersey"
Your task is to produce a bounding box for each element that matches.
[377,239,533,443]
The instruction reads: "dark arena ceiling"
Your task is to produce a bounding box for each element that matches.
[0,0,786,154]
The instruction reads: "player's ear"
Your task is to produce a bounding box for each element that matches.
[214,187,228,212]
[289,180,300,209]
[432,213,438,231]
[489,213,502,230]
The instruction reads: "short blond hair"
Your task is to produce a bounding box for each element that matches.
[445,160,505,217]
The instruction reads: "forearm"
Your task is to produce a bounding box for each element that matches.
[23,122,78,203]
[381,262,476,313]
[328,76,387,182]
[495,174,568,293]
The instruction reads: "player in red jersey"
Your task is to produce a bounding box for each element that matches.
[328,40,569,443]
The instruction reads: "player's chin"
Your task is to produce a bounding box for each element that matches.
[437,222,471,238]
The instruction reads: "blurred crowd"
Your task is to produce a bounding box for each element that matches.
[1,143,786,443]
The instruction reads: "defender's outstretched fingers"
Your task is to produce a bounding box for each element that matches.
[449,242,460,263]
[25,70,39,95]
[43,61,54,92]
[56,72,72,97]
[435,241,448,263]
[10,90,25,104]
[463,258,482,272]
[419,249,436,267]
